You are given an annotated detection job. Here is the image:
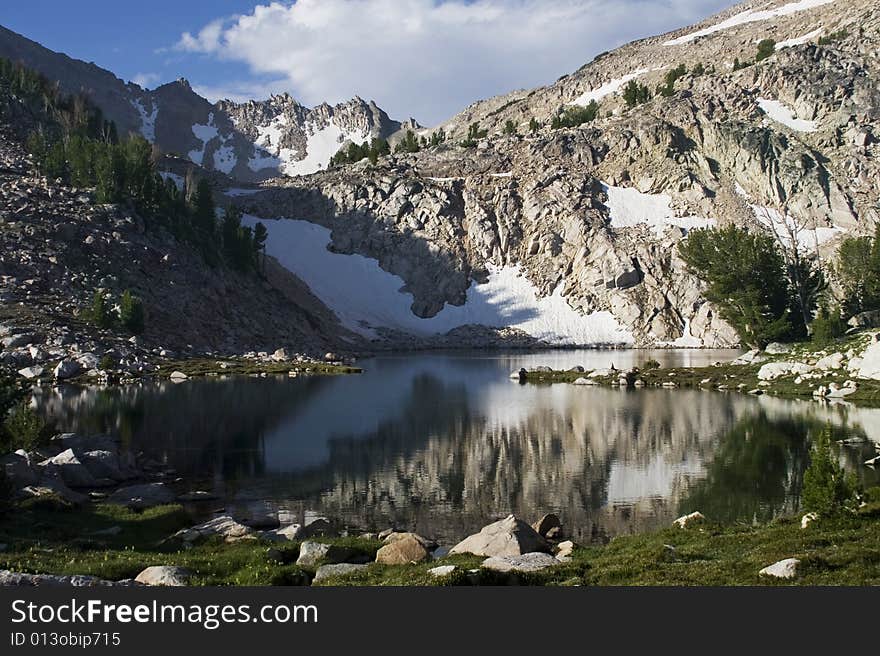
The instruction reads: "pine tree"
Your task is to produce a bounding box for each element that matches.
[119,290,145,335]
[191,178,215,234]
[90,289,114,329]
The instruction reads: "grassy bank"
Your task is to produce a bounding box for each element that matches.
[520,332,880,404]
[2,495,878,586]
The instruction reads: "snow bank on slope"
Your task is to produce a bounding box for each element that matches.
[776,27,824,49]
[213,143,237,174]
[132,99,158,142]
[570,69,650,107]
[757,97,818,132]
[602,184,715,236]
[663,0,835,46]
[735,184,843,249]
[249,118,369,176]
[243,216,633,345]
[189,113,219,166]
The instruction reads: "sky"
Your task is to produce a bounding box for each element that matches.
[1,0,733,125]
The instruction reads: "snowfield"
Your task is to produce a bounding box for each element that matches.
[248,118,369,176]
[735,184,844,249]
[132,99,158,142]
[602,183,716,236]
[757,97,818,132]
[570,69,650,107]
[776,27,825,49]
[243,216,634,345]
[663,0,835,46]
[188,113,219,166]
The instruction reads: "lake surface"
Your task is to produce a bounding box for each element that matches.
[37,350,880,543]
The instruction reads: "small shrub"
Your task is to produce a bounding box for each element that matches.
[551,101,599,129]
[622,80,651,107]
[818,29,848,46]
[642,359,661,370]
[810,305,845,345]
[2,401,51,452]
[502,120,517,135]
[802,427,858,516]
[90,289,114,329]
[119,289,145,335]
[99,354,115,371]
[755,39,776,62]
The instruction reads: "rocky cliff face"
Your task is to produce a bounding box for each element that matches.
[235,0,879,347]
[3,0,879,349]
[0,26,408,183]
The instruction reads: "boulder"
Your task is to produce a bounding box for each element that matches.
[759,558,800,579]
[852,340,880,380]
[79,450,132,481]
[1,450,38,488]
[177,490,218,502]
[313,563,367,583]
[382,531,437,549]
[673,511,705,528]
[757,362,814,381]
[375,535,430,565]
[555,540,576,562]
[296,542,356,567]
[450,515,550,557]
[764,342,793,355]
[107,483,174,510]
[481,552,559,573]
[173,516,254,543]
[169,371,188,382]
[263,524,304,542]
[53,359,81,380]
[801,513,818,529]
[272,348,289,361]
[428,565,457,577]
[0,570,123,587]
[39,449,97,488]
[815,353,845,370]
[134,566,191,587]
[573,377,596,385]
[847,310,880,329]
[732,350,768,365]
[17,365,43,379]
[531,513,563,539]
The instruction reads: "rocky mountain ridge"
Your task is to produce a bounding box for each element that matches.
[0,25,411,182]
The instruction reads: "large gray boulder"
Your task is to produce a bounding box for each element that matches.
[53,359,81,380]
[450,515,550,557]
[39,449,97,488]
[759,558,800,580]
[296,541,356,567]
[107,483,174,509]
[313,563,367,583]
[173,516,254,543]
[482,552,559,573]
[134,566,192,587]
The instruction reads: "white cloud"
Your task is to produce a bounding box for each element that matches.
[131,72,161,89]
[175,0,731,124]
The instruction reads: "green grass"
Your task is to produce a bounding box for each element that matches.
[1,499,878,586]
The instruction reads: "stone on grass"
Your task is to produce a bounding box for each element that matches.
[383,531,436,549]
[428,565,457,577]
[759,558,800,579]
[481,552,559,573]
[801,513,818,529]
[0,570,121,587]
[263,524,304,542]
[135,566,191,587]
[451,515,549,558]
[107,483,174,510]
[531,513,563,539]
[313,563,367,583]
[17,365,43,379]
[673,511,705,529]
[173,516,254,543]
[376,535,430,565]
[296,542,355,567]
[555,540,576,562]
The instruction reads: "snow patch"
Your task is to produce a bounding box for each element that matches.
[213,143,237,174]
[249,118,369,176]
[188,113,219,166]
[757,97,818,132]
[159,171,184,190]
[242,216,634,346]
[735,184,843,249]
[131,99,158,142]
[663,0,835,46]
[776,27,824,49]
[602,183,716,237]
[570,69,650,107]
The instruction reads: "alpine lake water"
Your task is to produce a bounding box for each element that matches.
[37,349,880,544]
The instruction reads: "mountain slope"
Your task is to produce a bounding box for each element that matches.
[0,25,411,181]
[233,0,877,347]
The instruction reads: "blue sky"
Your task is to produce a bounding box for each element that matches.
[1,0,732,124]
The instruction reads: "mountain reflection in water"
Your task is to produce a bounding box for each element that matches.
[37,350,880,543]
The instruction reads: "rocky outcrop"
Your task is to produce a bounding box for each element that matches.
[450,515,550,557]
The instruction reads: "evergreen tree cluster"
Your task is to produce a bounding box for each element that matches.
[658,64,688,97]
[460,122,488,148]
[678,225,824,348]
[818,29,849,45]
[394,130,421,154]
[622,80,652,107]
[4,57,268,275]
[502,120,518,135]
[755,39,777,62]
[551,100,599,129]
[836,224,880,317]
[89,288,145,334]
[329,137,391,167]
